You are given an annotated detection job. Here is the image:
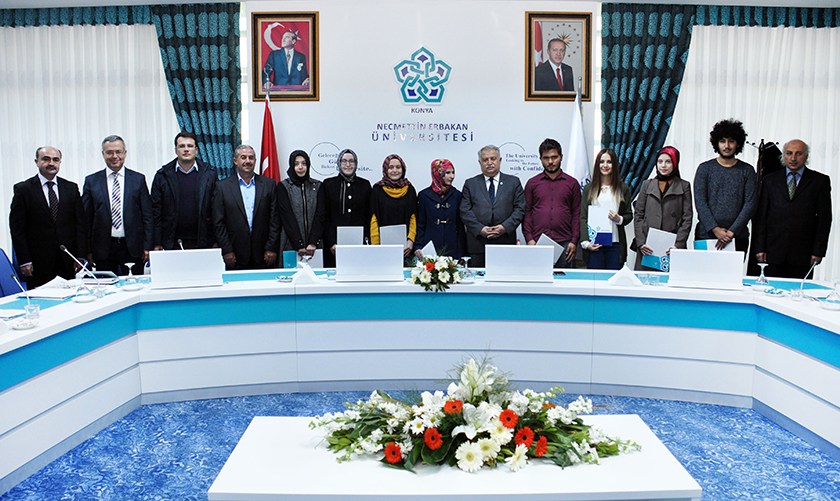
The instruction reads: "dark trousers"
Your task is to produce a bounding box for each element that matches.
[587,243,621,270]
[766,262,815,280]
[94,238,144,275]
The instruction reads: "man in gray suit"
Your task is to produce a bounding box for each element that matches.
[459,144,526,267]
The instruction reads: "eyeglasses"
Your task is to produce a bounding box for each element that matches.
[104,150,125,156]
[340,159,356,166]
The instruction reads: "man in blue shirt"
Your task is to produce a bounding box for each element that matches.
[212,145,280,269]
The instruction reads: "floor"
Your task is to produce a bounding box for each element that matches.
[2,392,839,500]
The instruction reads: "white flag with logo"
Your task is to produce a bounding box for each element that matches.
[565,89,590,190]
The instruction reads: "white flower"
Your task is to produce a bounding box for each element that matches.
[447,382,468,401]
[568,396,593,415]
[410,267,421,278]
[477,438,500,460]
[487,419,513,445]
[419,270,432,283]
[439,271,450,283]
[452,271,461,283]
[406,417,425,435]
[344,410,361,421]
[296,62,303,71]
[455,441,484,472]
[505,443,528,472]
[460,359,496,401]
[508,392,530,415]
[435,259,448,270]
[588,427,607,444]
[421,390,446,410]
[452,403,493,440]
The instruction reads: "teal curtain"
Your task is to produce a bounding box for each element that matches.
[151,4,241,178]
[0,6,151,26]
[601,4,695,196]
[602,4,840,197]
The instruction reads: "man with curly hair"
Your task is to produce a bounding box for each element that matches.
[693,119,758,252]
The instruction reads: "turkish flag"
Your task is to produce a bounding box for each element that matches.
[260,97,281,182]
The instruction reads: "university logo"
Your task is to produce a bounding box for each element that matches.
[393,47,451,104]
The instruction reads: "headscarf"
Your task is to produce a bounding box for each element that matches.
[374,153,411,188]
[287,150,311,186]
[337,148,357,182]
[655,146,680,181]
[430,159,454,198]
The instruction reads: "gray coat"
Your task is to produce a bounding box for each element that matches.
[459,172,525,254]
[633,178,693,270]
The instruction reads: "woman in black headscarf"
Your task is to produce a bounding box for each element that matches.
[319,148,372,267]
[276,150,326,265]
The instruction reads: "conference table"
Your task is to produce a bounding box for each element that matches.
[1,268,839,495]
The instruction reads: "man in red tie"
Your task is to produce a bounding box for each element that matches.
[534,38,575,92]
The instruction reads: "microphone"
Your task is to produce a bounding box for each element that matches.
[177,239,185,250]
[10,273,30,306]
[60,245,100,288]
[800,260,819,291]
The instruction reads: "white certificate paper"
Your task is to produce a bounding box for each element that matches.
[694,239,736,251]
[640,228,676,271]
[587,206,613,245]
[536,234,565,263]
[379,224,407,246]
[336,226,364,245]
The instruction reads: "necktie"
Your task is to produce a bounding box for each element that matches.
[556,67,563,89]
[286,51,292,72]
[488,177,496,204]
[47,181,58,222]
[788,173,797,199]
[111,173,122,229]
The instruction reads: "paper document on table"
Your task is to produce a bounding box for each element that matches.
[419,240,437,258]
[640,228,676,272]
[379,225,406,246]
[694,239,736,251]
[336,226,364,245]
[22,289,76,300]
[587,206,613,246]
[536,234,564,263]
[0,309,25,319]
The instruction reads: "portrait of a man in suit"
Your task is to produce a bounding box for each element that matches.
[82,135,153,276]
[534,38,575,92]
[263,29,310,89]
[459,144,526,267]
[9,146,86,288]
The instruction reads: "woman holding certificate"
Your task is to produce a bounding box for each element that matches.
[370,154,417,259]
[633,146,693,271]
[580,149,633,269]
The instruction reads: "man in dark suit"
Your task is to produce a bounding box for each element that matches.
[534,39,575,92]
[82,135,153,275]
[263,30,310,88]
[150,131,217,250]
[9,146,86,288]
[754,139,832,279]
[213,145,280,269]
[459,144,526,267]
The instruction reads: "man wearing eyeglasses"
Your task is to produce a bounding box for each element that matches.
[318,148,372,267]
[82,135,153,276]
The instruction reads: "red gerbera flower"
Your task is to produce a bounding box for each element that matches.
[514,426,534,448]
[425,261,435,271]
[424,427,443,450]
[499,409,518,428]
[534,435,548,457]
[444,400,463,414]
[384,442,402,464]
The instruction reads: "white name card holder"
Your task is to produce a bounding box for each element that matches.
[150,248,224,289]
[667,249,744,291]
[484,245,554,283]
[335,245,404,282]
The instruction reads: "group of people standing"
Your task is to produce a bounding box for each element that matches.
[9,118,831,288]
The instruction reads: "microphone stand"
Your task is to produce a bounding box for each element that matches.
[60,245,102,298]
[177,239,185,250]
[10,273,30,306]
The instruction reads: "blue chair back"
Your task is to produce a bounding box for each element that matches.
[0,248,22,297]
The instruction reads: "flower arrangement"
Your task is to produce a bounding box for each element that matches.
[310,358,639,473]
[409,255,461,292]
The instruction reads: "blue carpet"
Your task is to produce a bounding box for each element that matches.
[2,393,839,500]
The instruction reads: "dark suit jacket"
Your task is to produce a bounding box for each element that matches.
[534,61,574,92]
[9,175,86,286]
[263,49,309,86]
[82,168,153,262]
[213,173,280,269]
[459,172,526,254]
[150,158,217,249]
[753,168,832,267]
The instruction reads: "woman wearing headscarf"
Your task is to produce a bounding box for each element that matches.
[414,159,466,259]
[276,150,326,265]
[370,154,417,259]
[579,148,633,269]
[319,148,372,267]
[633,146,693,271]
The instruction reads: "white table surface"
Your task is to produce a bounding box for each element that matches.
[208,415,702,501]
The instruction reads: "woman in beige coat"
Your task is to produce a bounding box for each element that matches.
[633,146,693,271]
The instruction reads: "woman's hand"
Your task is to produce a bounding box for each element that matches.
[404,239,413,258]
[589,243,603,252]
[639,244,654,256]
[608,210,621,223]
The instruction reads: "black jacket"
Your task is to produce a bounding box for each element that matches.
[150,158,217,249]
